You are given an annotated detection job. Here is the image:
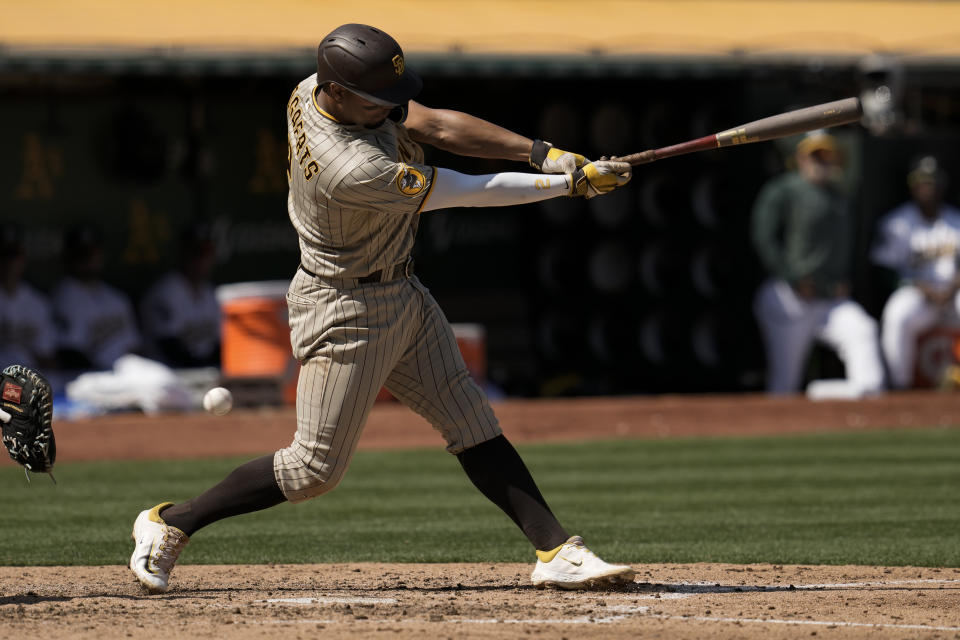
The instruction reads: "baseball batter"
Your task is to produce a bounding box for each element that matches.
[130,23,634,593]
[871,155,960,388]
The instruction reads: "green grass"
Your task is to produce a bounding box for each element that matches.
[1,427,959,567]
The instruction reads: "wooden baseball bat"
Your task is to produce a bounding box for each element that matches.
[615,97,862,166]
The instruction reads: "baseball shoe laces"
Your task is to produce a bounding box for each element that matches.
[129,502,189,593]
[531,535,635,590]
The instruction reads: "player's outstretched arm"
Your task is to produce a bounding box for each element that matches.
[405,101,530,161]
[405,101,586,174]
[422,162,631,212]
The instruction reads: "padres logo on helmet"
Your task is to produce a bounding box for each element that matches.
[316,24,422,108]
[396,164,426,195]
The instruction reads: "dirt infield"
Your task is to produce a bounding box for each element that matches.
[2,563,960,639]
[3,391,960,639]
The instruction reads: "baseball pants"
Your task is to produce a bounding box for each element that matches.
[754,278,884,397]
[880,285,960,388]
[275,270,501,503]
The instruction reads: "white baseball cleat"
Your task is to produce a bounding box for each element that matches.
[531,535,635,590]
[129,502,189,593]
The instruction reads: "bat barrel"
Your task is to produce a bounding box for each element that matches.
[616,97,862,167]
[715,97,862,148]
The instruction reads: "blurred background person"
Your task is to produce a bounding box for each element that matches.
[51,223,142,371]
[871,155,960,389]
[140,221,221,368]
[751,131,884,399]
[0,223,57,371]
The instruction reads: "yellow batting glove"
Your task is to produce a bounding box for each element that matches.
[529,139,588,174]
[569,161,632,199]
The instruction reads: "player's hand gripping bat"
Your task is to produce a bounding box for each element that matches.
[614,97,862,166]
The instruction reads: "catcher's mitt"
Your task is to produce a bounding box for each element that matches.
[1,364,56,481]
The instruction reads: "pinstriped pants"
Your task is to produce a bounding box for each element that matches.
[274,270,501,503]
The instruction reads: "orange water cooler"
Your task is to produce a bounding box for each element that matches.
[216,281,298,405]
[451,323,487,385]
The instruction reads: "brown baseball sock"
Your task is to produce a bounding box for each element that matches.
[160,454,286,536]
[456,434,569,551]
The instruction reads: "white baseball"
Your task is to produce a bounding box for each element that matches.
[202,387,233,416]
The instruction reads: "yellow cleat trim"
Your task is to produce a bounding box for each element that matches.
[536,543,564,563]
[147,502,175,525]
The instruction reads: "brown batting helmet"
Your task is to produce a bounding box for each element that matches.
[316,24,422,107]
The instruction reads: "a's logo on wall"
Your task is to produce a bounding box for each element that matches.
[396,164,426,196]
[392,54,404,76]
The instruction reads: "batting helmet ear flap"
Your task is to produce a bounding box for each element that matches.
[389,103,408,123]
[316,24,422,107]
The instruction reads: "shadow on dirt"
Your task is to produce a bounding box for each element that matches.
[0,594,75,605]
[641,582,960,594]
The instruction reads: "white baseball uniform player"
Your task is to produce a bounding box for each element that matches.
[129,23,635,595]
[0,282,56,370]
[871,156,960,388]
[51,276,141,371]
[0,225,56,371]
[52,224,141,371]
[140,270,221,367]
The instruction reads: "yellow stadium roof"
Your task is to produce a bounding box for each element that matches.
[3,0,960,64]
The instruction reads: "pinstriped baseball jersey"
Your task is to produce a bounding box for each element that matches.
[275,74,500,502]
[286,73,435,280]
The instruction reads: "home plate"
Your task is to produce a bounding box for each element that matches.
[263,596,398,605]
